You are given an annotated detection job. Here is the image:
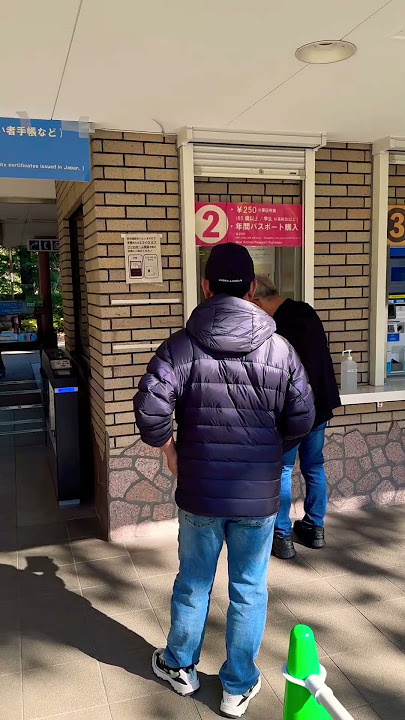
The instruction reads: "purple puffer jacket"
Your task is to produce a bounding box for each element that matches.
[134,295,315,518]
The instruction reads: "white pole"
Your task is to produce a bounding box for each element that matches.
[305,674,355,720]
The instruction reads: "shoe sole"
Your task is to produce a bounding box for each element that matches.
[271,548,296,560]
[152,651,200,697]
[220,676,262,718]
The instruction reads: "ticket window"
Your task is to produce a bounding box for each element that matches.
[195,188,303,305]
[197,245,302,303]
[387,247,405,376]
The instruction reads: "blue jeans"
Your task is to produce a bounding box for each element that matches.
[164,510,276,694]
[275,422,328,538]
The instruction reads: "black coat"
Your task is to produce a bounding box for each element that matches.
[273,298,341,428]
[134,295,315,518]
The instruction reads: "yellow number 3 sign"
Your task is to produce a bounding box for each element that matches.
[388,206,405,245]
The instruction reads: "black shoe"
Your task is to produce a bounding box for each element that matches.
[293,520,325,549]
[272,534,296,559]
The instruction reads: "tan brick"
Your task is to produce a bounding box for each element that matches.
[331,150,365,161]
[123,132,163,142]
[316,185,347,197]
[167,182,179,194]
[145,168,179,180]
[316,161,347,173]
[346,320,368,330]
[329,309,362,320]
[146,194,179,206]
[108,423,135,437]
[96,206,125,218]
[93,153,123,166]
[95,130,123,140]
[106,220,147,231]
[350,254,370,265]
[347,232,370,242]
[114,389,137,402]
[166,157,178,169]
[127,207,166,218]
[330,243,363,254]
[126,181,165,193]
[94,180,125,192]
[348,162,371,173]
[330,220,364,230]
[167,207,180,219]
[330,266,360,276]
[347,209,370,219]
[315,299,345,310]
[151,316,182,328]
[314,255,345,265]
[104,167,146,179]
[350,186,371,196]
[123,155,165,168]
[105,193,145,205]
[331,174,365,185]
[316,277,345,287]
[331,197,365,208]
[315,173,330,184]
[147,220,179,231]
[103,140,143,154]
[112,317,151,329]
[316,208,346,220]
[315,197,330,208]
[346,298,369,309]
[145,143,177,156]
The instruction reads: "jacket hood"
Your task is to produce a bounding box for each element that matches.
[186,295,275,355]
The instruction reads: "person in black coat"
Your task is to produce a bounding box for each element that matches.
[134,244,314,716]
[254,275,341,560]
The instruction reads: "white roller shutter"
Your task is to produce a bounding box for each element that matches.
[193,144,305,179]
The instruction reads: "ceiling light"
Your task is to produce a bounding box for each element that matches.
[295,40,357,64]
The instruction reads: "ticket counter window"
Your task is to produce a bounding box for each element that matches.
[195,181,303,305]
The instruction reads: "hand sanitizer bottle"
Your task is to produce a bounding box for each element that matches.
[341,349,358,394]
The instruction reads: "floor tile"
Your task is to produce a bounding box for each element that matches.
[356,596,405,651]
[71,538,127,563]
[331,639,405,703]
[17,522,68,550]
[43,708,112,720]
[20,594,95,670]
[297,605,387,655]
[23,657,107,719]
[90,608,166,658]
[267,553,319,589]
[192,675,282,719]
[82,579,150,617]
[141,572,177,609]
[328,569,405,607]
[110,691,201,720]
[371,694,405,720]
[129,546,179,579]
[18,542,74,569]
[346,705,382,720]
[0,633,21,675]
[0,563,18,602]
[272,578,347,624]
[66,516,102,541]
[299,545,371,578]
[18,561,80,597]
[100,647,170,703]
[325,511,394,546]
[349,541,405,573]
[0,672,22,720]
[76,555,138,590]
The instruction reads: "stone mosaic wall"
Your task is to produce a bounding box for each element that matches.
[109,421,405,542]
[292,422,405,516]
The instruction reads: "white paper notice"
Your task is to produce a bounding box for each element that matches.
[122,233,163,284]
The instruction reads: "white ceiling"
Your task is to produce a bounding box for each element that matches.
[1,0,405,142]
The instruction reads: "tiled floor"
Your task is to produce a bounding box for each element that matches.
[2,432,405,718]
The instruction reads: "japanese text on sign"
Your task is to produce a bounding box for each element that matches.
[0,118,90,182]
[122,233,163,284]
[195,202,302,247]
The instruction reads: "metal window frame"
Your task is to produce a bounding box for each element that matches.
[370,137,405,386]
[179,128,324,319]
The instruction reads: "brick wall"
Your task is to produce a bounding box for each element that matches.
[194,177,301,204]
[389,162,405,205]
[56,131,183,540]
[314,143,371,385]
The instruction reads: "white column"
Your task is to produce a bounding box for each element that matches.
[370,149,389,386]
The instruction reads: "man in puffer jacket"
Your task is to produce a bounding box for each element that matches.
[134,243,314,718]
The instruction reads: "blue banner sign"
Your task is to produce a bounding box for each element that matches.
[0,300,33,316]
[0,118,90,181]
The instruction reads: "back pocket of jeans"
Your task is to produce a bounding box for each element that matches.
[184,514,217,528]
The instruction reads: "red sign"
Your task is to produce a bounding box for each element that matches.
[195,202,302,247]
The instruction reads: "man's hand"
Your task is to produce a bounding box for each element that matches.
[162,438,178,477]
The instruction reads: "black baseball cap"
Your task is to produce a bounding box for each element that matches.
[204,243,255,285]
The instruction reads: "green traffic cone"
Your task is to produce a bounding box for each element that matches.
[283,624,331,720]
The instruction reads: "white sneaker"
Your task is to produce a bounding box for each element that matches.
[152,648,200,696]
[220,676,262,718]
